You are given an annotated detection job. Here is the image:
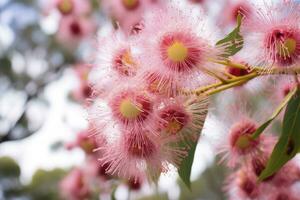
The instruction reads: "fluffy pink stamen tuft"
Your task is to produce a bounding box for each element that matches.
[237,173,259,199]
[113,49,137,77]
[229,120,258,154]
[158,105,189,135]
[143,71,178,97]
[264,26,300,66]
[231,3,252,23]
[124,130,156,158]
[160,32,202,73]
[109,90,153,126]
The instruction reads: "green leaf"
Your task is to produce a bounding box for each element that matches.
[252,87,297,139]
[259,87,300,181]
[178,139,198,189]
[0,157,21,178]
[216,14,243,58]
[178,98,209,189]
[178,162,227,200]
[111,187,117,200]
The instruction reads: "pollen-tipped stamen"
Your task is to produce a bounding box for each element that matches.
[167,42,188,62]
[122,0,139,10]
[277,38,297,57]
[57,0,73,15]
[235,135,252,150]
[119,99,142,119]
[114,49,137,76]
[165,119,184,135]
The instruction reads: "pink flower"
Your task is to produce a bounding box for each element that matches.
[136,4,220,96]
[218,118,276,168]
[75,130,98,154]
[89,82,159,136]
[269,77,298,105]
[72,64,93,103]
[56,15,95,48]
[156,95,208,146]
[217,0,253,29]
[88,81,208,181]
[98,128,186,181]
[241,1,300,69]
[45,0,91,16]
[267,161,300,187]
[83,156,112,181]
[265,188,299,200]
[66,121,107,155]
[225,167,262,200]
[91,30,139,97]
[60,168,90,200]
[101,0,164,34]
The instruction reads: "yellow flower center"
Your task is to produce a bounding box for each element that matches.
[119,99,141,119]
[165,120,183,134]
[115,50,137,76]
[277,38,297,57]
[122,51,136,68]
[236,135,251,150]
[122,0,139,10]
[57,0,73,14]
[80,140,94,154]
[167,41,188,62]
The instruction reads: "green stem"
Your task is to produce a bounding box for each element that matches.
[205,79,250,95]
[191,60,300,96]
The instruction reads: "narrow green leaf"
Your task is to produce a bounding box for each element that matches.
[178,98,209,189]
[178,140,198,189]
[252,87,297,139]
[259,87,300,181]
[111,187,117,200]
[216,14,243,58]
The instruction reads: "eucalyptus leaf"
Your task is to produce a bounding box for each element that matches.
[216,14,243,58]
[178,97,209,189]
[252,87,297,139]
[111,187,117,200]
[178,139,198,189]
[259,87,300,181]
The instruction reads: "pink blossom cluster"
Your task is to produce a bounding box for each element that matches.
[220,117,300,200]
[88,2,223,182]
[44,0,95,48]
[60,0,300,199]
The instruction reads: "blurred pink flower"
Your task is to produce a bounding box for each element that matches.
[217,0,253,29]
[72,64,93,103]
[225,167,262,200]
[57,15,95,48]
[60,168,90,200]
[241,1,300,69]
[218,118,276,168]
[98,128,186,181]
[102,0,164,34]
[45,0,91,16]
[91,30,139,97]
[156,96,208,145]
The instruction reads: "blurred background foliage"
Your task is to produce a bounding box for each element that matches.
[0,156,66,200]
[0,156,227,200]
